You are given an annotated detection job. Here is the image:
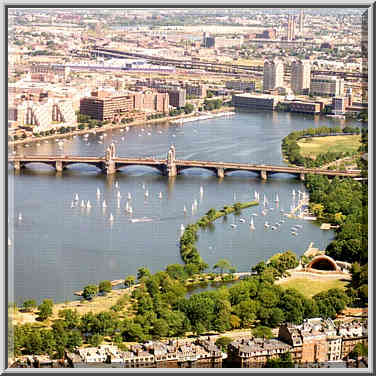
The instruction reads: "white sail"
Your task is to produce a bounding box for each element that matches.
[183,205,187,213]
[115,181,119,188]
[180,224,185,232]
[117,191,121,199]
[145,190,149,198]
[18,213,22,221]
[275,193,279,202]
[96,188,101,197]
[127,192,132,200]
[292,189,296,197]
[74,193,79,201]
[102,200,107,208]
[81,200,85,208]
[159,192,163,199]
[87,200,91,208]
[117,200,120,209]
[129,206,133,214]
[71,201,75,208]
[109,213,114,221]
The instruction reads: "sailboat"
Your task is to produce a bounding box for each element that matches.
[142,183,146,190]
[96,188,101,198]
[183,205,187,214]
[125,202,129,211]
[117,200,120,209]
[74,193,79,201]
[81,200,85,208]
[127,192,132,200]
[263,194,268,207]
[117,191,121,199]
[180,224,185,232]
[144,190,149,198]
[18,213,22,221]
[264,221,270,228]
[200,186,204,196]
[191,203,195,214]
[102,200,107,208]
[128,206,133,214]
[109,213,114,221]
[292,189,296,197]
[194,199,198,208]
[71,201,75,208]
[275,193,279,203]
[115,181,119,188]
[86,200,91,209]
[159,192,163,199]
[233,193,236,201]
[250,217,255,230]
[254,191,258,201]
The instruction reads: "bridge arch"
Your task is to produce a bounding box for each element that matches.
[115,163,165,175]
[177,165,218,175]
[307,255,340,272]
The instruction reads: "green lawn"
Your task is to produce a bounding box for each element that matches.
[278,277,349,298]
[297,135,361,158]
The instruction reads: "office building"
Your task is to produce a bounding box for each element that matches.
[232,93,279,111]
[291,60,311,94]
[225,80,256,92]
[299,9,304,34]
[263,59,284,91]
[167,88,186,108]
[310,76,344,97]
[185,84,207,98]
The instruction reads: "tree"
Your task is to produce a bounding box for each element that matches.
[213,259,231,274]
[265,352,294,368]
[252,326,273,339]
[215,337,233,352]
[124,275,136,288]
[58,309,80,329]
[98,280,112,294]
[82,284,98,300]
[152,318,169,338]
[137,267,151,281]
[88,333,103,347]
[184,103,194,114]
[37,299,53,321]
[22,299,37,312]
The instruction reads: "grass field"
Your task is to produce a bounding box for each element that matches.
[297,135,361,158]
[277,277,349,298]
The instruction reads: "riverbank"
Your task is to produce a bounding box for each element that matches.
[9,107,235,148]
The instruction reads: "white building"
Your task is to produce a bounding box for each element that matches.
[291,60,311,95]
[263,59,284,91]
[310,75,344,97]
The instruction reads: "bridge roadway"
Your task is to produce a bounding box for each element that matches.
[8,155,361,180]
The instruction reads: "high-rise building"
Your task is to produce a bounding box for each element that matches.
[291,60,311,94]
[287,15,296,41]
[263,59,284,91]
[299,9,304,34]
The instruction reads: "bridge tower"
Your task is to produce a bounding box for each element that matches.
[105,142,117,175]
[166,145,177,177]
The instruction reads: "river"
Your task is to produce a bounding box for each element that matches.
[8,111,358,304]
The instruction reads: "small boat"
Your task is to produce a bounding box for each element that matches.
[252,213,258,217]
[144,190,149,198]
[102,200,107,208]
[74,193,79,201]
[180,224,185,232]
[230,224,237,228]
[270,207,274,211]
[159,192,163,199]
[71,201,75,208]
[250,217,255,230]
[291,231,298,236]
[18,213,22,221]
[80,200,85,208]
[296,224,303,229]
[115,181,119,188]
[271,226,277,230]
[239,218,245,223]
[261,210,267,216]
[127,192,132,200]
[264,222,270,228]
[109,213,114,221]
[86,200,91,209]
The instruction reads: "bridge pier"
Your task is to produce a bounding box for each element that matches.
[167,163,177,177]
[299,173,305,181]
[55,160,63,172]
[14,160,21,171]
[217,167,225,179]
[260,170,267,180]
[106,160,117,175]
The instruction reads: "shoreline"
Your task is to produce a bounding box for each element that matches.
[8,107,235,148]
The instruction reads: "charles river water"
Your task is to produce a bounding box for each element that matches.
[8,111,360,304]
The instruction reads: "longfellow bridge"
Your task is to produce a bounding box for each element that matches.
[8,144,362,181]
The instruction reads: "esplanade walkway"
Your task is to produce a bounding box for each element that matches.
[8,144,362,181]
